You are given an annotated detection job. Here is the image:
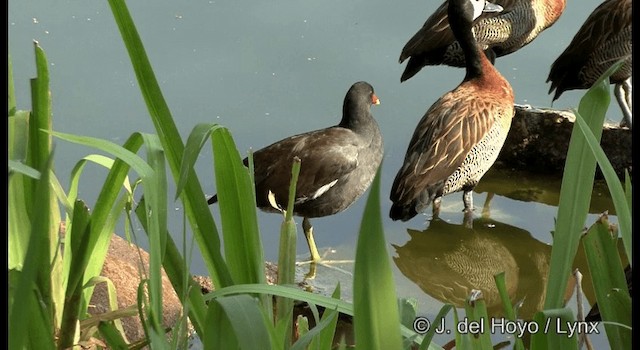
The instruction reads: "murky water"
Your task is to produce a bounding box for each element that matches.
[9,0,624,348]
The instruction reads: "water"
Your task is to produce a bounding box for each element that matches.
[9,0,624,348]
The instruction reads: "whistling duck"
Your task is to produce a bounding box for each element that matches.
[399,0,566,82]
[547,0,631,128]
[390,0,514,224]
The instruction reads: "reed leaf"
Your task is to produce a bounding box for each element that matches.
[582,215,631,348]
[107,0,233,288]
[57,200,92,349]
[418,304,451,350]
[9,53,16,115]
[353,166,403,350]
[529,308,579,350]
[494,272,525,350]
[174,123,224,199]
[211,126,265,285]
[8,113,32,271]
[205,295,274,350]
[463,290,493,350]
[9,152,55,350]
[275,157,301,348]
[134,197,209,336]
[310,284,342,350]
[140,133,169,342]
[573,111,632,264]
[543,61,619,310]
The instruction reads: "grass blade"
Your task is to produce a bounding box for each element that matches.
[206,295,273,350]
[582,215,631,348]
[140,133,169,343]
[9,152,55,350]
[353,166,403,350]
[418,304,453,350]
[463,290,493,350]
[494,272,525,350]
[134,197,209,336]
[211,126,265,285]
[175,123,224,200]
[57,200,92,349]
[573,111,632,265]
[543,62,615,309]
[530,308,579,350]
[311,284,342,350]
[9,53,16,115]
[275,157,301,348]
[9,112,32,270]
[107,0,233,288]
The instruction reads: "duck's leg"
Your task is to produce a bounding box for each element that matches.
[432,196,442,219]
[462,189,475,229]
[615,78,632,128]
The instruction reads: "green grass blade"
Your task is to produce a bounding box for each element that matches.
[8,111,29,163]
[57,200,92,349]
[205,283,425,345]
[453,308,471,350]
[291,307,339,350]
[582,215,631,348]
[530,308,578,350]
[107,0,233,288]
[463,290,493,350]
[353,166,403,350]
[77,133,144,315]
[494,272,525,350]
[9,113,32,270]
[311,284,342,350]
[27,41,52,178]
[98,321,130,349]
[175,123,224,200]
[134,196,208,336]
[624,171,631,212]
[140,133,169,341]
[573,111,632,265]
[206,295,273,350]
[8,160,40,179]
[9,53,16,115]
[418,304,453,350]
[82,276,129,338]
[9,152,55,350]
[50,131,154,178]
[543,63,612,310]
[205,284,354,313]
[276,157,301,348]
[211,126,265,285]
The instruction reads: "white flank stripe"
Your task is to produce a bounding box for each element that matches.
[311,179,339,199]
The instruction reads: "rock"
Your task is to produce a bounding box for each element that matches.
[88,234,185,344]
[499,106,632,179]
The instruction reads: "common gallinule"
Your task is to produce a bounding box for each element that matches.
[390,0,514,226]
[209,81,383,265]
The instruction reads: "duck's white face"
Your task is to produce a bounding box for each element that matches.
[470,0,503,21]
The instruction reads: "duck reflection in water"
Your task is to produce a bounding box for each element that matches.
[393,213,573,322]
